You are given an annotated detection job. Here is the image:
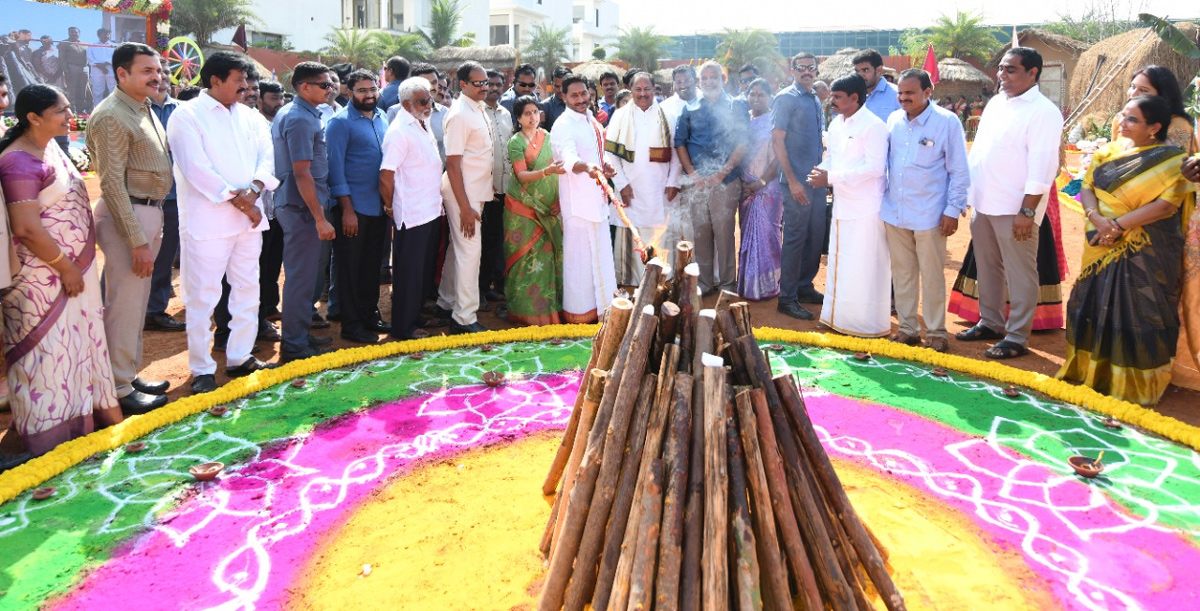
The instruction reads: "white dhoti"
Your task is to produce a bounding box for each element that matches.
[820,213,891,337]
[562,217,617,323]
[181,231,263,375]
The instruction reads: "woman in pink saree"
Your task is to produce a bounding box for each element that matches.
[0,84,120,460]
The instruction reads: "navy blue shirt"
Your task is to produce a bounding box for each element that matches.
[674,91,750,184]
[325,104,387,216]
[272,98,330,210]
[540,95,567,131]
[378,80,401,113]
[150,95,179,200]
[499,87,518,114]
[771,84,824,184]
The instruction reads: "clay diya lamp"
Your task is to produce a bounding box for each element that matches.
[124,441,148,453]
[209,405,229,418]
[482,371,505,388]
[291,379,307,389]
[852,352,871,361]
[409,352,425,361]
[32,486,57,500]
[931,368,948,377]
[480,344,495,353]
[549,338,565,346]
[1068,453,1105,479]
[1002,385,1021,398]
[768,344,785,353]
[189,462,225,482]
[1101,416,1123,430]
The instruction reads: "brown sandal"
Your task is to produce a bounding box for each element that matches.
[925,336,950,353]
[890,332,920,346]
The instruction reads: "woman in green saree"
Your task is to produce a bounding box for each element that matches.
[1058,95,1196,405]
[504,96,567,325]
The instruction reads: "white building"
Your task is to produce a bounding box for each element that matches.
[217,0,490,55]
[489,0,619,62]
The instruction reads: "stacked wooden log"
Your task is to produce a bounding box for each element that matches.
[538,242,907,611]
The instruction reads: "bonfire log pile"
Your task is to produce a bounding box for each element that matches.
[538,242,906,611]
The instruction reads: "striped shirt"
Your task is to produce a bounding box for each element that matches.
[86,87,173,248]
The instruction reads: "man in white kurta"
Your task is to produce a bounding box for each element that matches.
[605,71,682,285]
[552,75,618,323]
[168,61,279,392]
[808,75,891,337]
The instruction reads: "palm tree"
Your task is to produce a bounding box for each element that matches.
[715,28,782,76]
[419,0,476,50]
[926,11,1002,64]
[321,28,390,69]
[614,26,672,72]
[523,23,572,80]
[385,33,432,63]
[171,0,262,46]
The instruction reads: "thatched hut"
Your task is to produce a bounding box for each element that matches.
[818,48,861,83]
[570,60,627,84]
[1068,23,1200,129]
[933,58,995,101]
[986,28,1089,109]
[428,45,517,76]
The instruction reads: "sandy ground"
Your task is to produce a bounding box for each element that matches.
[1,177,1196,451]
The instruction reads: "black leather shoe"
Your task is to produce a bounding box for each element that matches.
[132,377,170,395]
[257,323,282,342]
[450,320,489,334]
[701,286,720,298]
[144,313,186,332]
[326,312,342,322]
[796,290,825,304]
[311,313,331,329]
[341,329,380,344]
[484,289,506,302]
[120,390,169,414]
[190,374,217,394]
[777,300,815,320]
[226,357,276,378]
[369,319,390,333]
[308,334,333,347]
[427,305,453,319]
[281,345,332,363]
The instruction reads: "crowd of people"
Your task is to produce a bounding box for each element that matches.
[0,41,1197,468]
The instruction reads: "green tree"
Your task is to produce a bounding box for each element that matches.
[523,23,572,79]
[925,11,1002,63]
[321,28,390,69]
[613,26,672,72]
[715,28,783,76]
[890,28,931,65]
[419,0,476,49]
[171,0,263,46]
[592,47,607,60]
[384,33,432,63]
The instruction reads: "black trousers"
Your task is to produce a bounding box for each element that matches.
[479,194,506,294]
[331,206,387,335]
[391,218,440,339]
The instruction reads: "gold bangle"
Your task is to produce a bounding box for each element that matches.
[45,251,65,266]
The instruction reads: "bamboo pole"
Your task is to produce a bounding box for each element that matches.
[543,298,634,495]
[774,375,906,611]
[727,414,762,611]
[656,371,693,611]
[733,390,794,611]
[539,307,659,611]
[701,354,729,611]
[627,459,666,611]
[545,369,608,556]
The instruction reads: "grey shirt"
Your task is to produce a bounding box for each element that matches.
[271,97,330,209]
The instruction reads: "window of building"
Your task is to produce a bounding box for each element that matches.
[595,9,600,27]
[491,25,509,46]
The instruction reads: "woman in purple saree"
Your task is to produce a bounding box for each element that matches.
[737,78,783,300]
[0,85,120,459]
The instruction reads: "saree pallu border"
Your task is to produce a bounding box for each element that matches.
[503,195,546,275]
[1058,345,1174,406]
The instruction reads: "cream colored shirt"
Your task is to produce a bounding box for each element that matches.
[442,94,494,205]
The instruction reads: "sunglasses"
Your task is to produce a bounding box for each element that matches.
[305,81,335,90]
[792,64,818,73]
[739,77,756,85]
[516,80,536,88]
[410,97,432,107]
[467,79,489,88]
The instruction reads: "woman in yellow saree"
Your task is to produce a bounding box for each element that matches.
[1058,96,1196,404]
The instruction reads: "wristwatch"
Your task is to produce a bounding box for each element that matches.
[1019,207,1036,218]
[249,182,263,196]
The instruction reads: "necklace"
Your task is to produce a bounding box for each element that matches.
[23,134,47,153]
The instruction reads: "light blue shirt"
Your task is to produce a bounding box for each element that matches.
[882,102,970,231]
[325,105,387,216]
[864,77,900,122]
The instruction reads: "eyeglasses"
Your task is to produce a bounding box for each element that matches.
[516,80,536,88]
[354,87,380,95]
[467,79,489,88]
[792,64,818,73]
[304,81,335,90]
[739,77,756,85]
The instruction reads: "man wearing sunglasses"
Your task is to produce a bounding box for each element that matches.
[772,51,827,321]
[735,63,760,99]
[500,62,537,114]
[272,61,338,362]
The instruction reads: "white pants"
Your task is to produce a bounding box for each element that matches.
[562,216,617,323]
[90,66,115,105]
[182,231,262,375]
[436,176,482,326]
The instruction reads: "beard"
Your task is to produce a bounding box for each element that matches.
[352,97,378,112]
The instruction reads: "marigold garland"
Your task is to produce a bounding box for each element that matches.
[3,325,1199,504]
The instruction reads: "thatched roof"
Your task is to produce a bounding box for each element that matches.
[1068,23,1200,127]
[818,48,861,82]
[933,58,995,100]
[571,60,627,83]
[428,45,518,74]
[986,28,1089,71]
